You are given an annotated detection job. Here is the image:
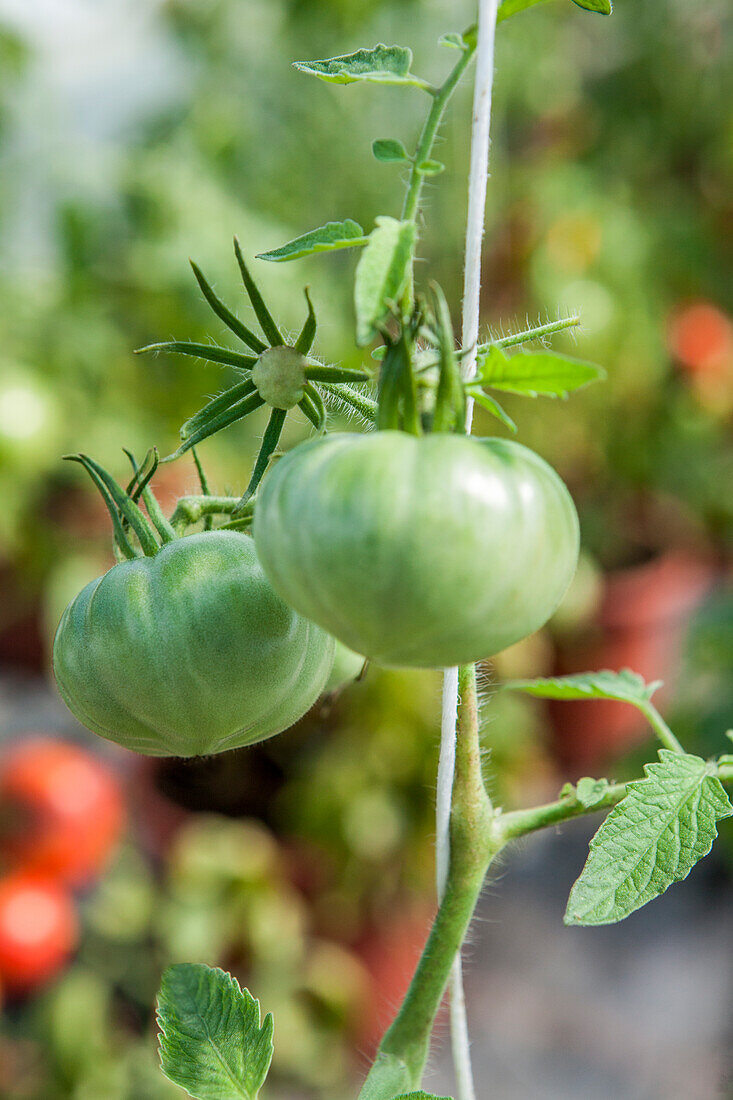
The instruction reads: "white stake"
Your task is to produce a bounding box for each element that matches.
[437,2,501,1097]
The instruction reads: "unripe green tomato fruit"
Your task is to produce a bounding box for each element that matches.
[53,531,334,757]
[323,640,365,693]
[251,346,308,409]
[253,432,579,668]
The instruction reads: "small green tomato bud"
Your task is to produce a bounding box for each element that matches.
[252,346,308,409]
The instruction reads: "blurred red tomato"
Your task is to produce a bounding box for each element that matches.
[0,872,77,992]
[667,301,733,373]
[0,738,124,887]
[356,906,435,1053]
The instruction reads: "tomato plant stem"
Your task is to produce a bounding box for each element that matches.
[498,760,733,841]
[401,43,477,226]
[499,782,630,841]
[640,702,686,754]
[169,495,246,534]
[485,314,581,350]
[359,664,496,1097]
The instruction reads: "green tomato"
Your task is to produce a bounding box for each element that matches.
[253,432,579,668]
[251,346,307,409]
[53,531,334,757]
[323,640,365,693]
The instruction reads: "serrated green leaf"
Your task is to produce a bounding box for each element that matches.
[466,386,517,433]
[257,220,368,263]
[416,159,445,176]
[354,217,416,346]
[575,777,611,808]
[293,45,430,90]
[497,0,611,23]
[477,346,604,397]
[157,964,273,1100]
[565,751,732,926]
[372,138,411,164]
[504,669,662,707]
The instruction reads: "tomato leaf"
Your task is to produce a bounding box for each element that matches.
[477,346,604,397]
[354,217,416,346]
[431,283,465,433]
[565,751,732,926]
[504,669,663,707]
[498,0,611,23]
[257,219,368,263]
[293,45,432,91]
[466,386,517,433]
[157,964,273,1100]
[571,0,612,12]
[372,138,411,164]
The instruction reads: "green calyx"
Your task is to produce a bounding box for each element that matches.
[251,346,308,409]
[136,237,374,507]
[66,447,251,561]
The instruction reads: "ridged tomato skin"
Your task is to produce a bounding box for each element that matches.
[253,432,579,668]
[53,531,334,757]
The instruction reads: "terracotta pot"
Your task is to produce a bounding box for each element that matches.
[550,549,717,773]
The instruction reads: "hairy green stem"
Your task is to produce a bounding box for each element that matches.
[498,759,733,842]
[498,783,629,841]
[359,666,494,1096]
[641,702,686,754]
[169,495,246,534]
[318,381,378,424]
[402,43,477,225]
[483,314,581,350]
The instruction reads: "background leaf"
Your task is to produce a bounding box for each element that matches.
[477,347,604,397]
[157,964,273,1100]
[565,751,732,926]
[504,669,663,707]
[257,219,368,262]
[293,45,430,89]
[354,217,416,346]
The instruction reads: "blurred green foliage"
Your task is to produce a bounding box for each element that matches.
[0,0,730,1095]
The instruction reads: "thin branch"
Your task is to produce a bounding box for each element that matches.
[640,702,686,754]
